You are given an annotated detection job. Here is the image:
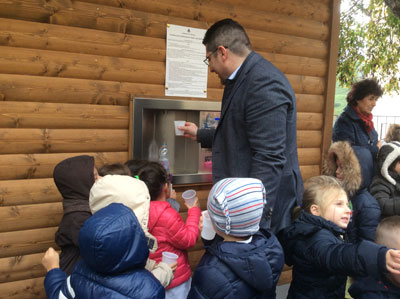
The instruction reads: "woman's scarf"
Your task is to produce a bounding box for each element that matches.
[353,106,374,134]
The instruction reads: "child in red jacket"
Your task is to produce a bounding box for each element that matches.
[137,162,201,299]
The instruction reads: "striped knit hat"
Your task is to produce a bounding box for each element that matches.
[207,178,266,237]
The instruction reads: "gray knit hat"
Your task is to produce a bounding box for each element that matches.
[207,178,266,237]
[378,141,400,185]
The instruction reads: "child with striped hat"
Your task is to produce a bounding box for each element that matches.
[187,178,284,299]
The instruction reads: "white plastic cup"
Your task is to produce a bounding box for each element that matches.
[174,120,186,136]
[201,210,216,240]
[182,189,196,206]
[162,251,178,265]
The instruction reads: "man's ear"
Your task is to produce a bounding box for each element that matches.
[310,204,321,216]
[219,46,229,62]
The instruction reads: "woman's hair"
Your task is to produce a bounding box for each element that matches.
[384,124,400,143]
[124,159,149,176]
[346,78,383,106]
[136,161,168,201]
[98,163,131,176]
[292,175,346,220]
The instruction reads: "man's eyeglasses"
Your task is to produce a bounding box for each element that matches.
[203,46,228,66]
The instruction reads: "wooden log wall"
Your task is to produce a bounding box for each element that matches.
[0,0,340,297]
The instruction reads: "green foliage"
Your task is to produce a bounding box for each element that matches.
[338,0,400,94]
[334,82,349,115]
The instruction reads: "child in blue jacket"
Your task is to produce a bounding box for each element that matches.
[42,203,165,299]
[278,175,400,299]
[187,178,285,299]
[349,215,400,298]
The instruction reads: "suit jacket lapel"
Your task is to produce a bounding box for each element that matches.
[220,52,259,120]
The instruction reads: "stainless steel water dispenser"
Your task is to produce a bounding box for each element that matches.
[131,97,221,184]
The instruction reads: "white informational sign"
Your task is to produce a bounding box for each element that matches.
[165,24,208,98]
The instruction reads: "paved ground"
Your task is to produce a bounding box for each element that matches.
[276,284,289,298]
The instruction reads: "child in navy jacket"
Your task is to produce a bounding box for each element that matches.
[188,178,285,299]
[278,175,400,299]
[349,215,400,298]
[42,203,165,299]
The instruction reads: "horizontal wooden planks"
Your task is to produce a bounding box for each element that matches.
[0,277,45,299]
[0,252,46,284]
[0,42,325,91]
[0,0,328,58]
[0,74,223,104]
[0,128,128,154]
[0,227,58,258]
[0,178,60,207]
[0,101,129,129]
[0,152,128,180]
[79,0,329,41]
[0,202,62,233]
[214,0,330,23]
[0,18,328,77]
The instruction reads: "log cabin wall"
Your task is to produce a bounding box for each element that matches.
[0,0,340,297]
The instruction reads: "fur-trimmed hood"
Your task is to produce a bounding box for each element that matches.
[322,141,366,196]
[377,141,400,186]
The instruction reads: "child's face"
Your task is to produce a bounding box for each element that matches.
[93,167,101,181]
[335,159,344,181]
[394,161,400,175]
[321,191,351,229]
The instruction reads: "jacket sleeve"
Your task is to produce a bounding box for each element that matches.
[353,193,381,242]
[197,128,215,149]
[370,177,400,217]
[145,258,174,288]
[164,206,201,250]
[310,231,388,279]
[43,268,73,299]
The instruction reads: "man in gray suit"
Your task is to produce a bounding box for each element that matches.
[180,19,303,233]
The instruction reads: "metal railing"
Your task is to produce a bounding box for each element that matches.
[332,115,400,139]
[373,115,400,139]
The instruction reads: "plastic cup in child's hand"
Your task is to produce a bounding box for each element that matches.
[174,121,186,136]
[182,189,196,206]
[162,251,178,265]
[201,210,216,240]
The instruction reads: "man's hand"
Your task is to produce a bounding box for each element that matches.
[178,122,198,141]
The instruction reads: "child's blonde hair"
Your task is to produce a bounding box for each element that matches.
[293,175,346,219]
[384,124,400,143]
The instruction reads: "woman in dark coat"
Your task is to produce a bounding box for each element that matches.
[53,155,96,274]
[333,78,383,168]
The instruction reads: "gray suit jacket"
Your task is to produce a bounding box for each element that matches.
[198,51,303,233]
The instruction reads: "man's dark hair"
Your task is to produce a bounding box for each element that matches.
[98,163,131,176]
[202,18,252,56]
[346,78,383,106]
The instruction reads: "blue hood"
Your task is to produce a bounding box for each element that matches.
[79,203,149,274]
[352,145,374,190]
